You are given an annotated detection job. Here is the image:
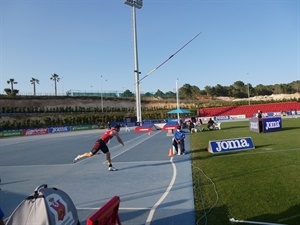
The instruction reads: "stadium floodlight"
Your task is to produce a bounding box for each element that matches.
[176,79,180,123]
[100,75,104,112]
[124,0,143,9]
[248,84,250,105]
[124,0,143,124]
[247,73,250,105]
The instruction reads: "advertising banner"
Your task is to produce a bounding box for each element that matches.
[23,128,49,136]
[249,117,282,133]
[71,125,94,131]
[208,137,255,153]
[0,130,23,137]
[49,126,71,133]
[214,116,230,121]
[249,118,259,133]
[262,117,282,133]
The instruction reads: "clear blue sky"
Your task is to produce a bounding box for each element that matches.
[1,0,299,95]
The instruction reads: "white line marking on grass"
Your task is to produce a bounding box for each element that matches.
[229,217,287,225]
[145,157,177,225]
[212,148,300,158]
[193,164,219,225]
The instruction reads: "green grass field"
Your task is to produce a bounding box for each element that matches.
[190,117,300,225]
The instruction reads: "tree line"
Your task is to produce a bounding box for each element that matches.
[114,80,300,99]
[176,80,300,99]
[2,76,299,130]
[3,74,300,99]
[4,74,60,96]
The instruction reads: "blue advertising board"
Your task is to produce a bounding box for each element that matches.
[208,137,255,153]
[262,117,282,133]
[249,117,282,133]
[49,126,71,133]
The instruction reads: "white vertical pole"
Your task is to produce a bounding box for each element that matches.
[247,73,250,105]
[125,0,143,125]
[100,75,103,112]
[248,84,250,105]
[132,5,142,124]
[176,79,180,124]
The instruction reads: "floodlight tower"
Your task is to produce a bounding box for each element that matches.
[176,79,180,124]
[124,0,143,124]
[100,75,103,112]
[247,73,250,105]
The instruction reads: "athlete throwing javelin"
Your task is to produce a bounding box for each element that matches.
[73,124,124,171]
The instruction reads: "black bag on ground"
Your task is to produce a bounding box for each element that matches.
[6,184,80,225]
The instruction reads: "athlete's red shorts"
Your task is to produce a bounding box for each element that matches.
[91,139,109,155]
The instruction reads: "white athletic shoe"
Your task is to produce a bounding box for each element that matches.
[73,155,80,163]
[108,166,118,171]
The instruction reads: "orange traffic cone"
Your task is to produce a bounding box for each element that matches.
[168,148,174,157]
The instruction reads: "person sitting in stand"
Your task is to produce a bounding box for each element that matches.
[207,118,217,130]
[172,125,185,155]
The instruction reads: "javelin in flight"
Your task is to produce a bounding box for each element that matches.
[137,31,202,84]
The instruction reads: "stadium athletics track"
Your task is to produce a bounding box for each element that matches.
[0,128,196,225]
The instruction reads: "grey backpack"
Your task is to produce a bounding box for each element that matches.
[6,184,80,225]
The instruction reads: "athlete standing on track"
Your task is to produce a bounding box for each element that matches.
[73,124,124,171]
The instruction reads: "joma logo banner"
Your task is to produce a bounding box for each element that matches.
[262,117,282,133]
[50,126,70,133]
[265,120,281,130]
[208,137,255,153]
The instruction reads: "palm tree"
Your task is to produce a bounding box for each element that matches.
[50,73,60,96]
[7,78,18,92]
[30,77,40,96]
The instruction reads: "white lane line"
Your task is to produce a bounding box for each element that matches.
[0,164,73,168]
[145,157,177,225]
[71,131,162,165]
[119,207,150,210]
[77,207,151,210]
[103,130,162,163]
[112,160,170,164]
